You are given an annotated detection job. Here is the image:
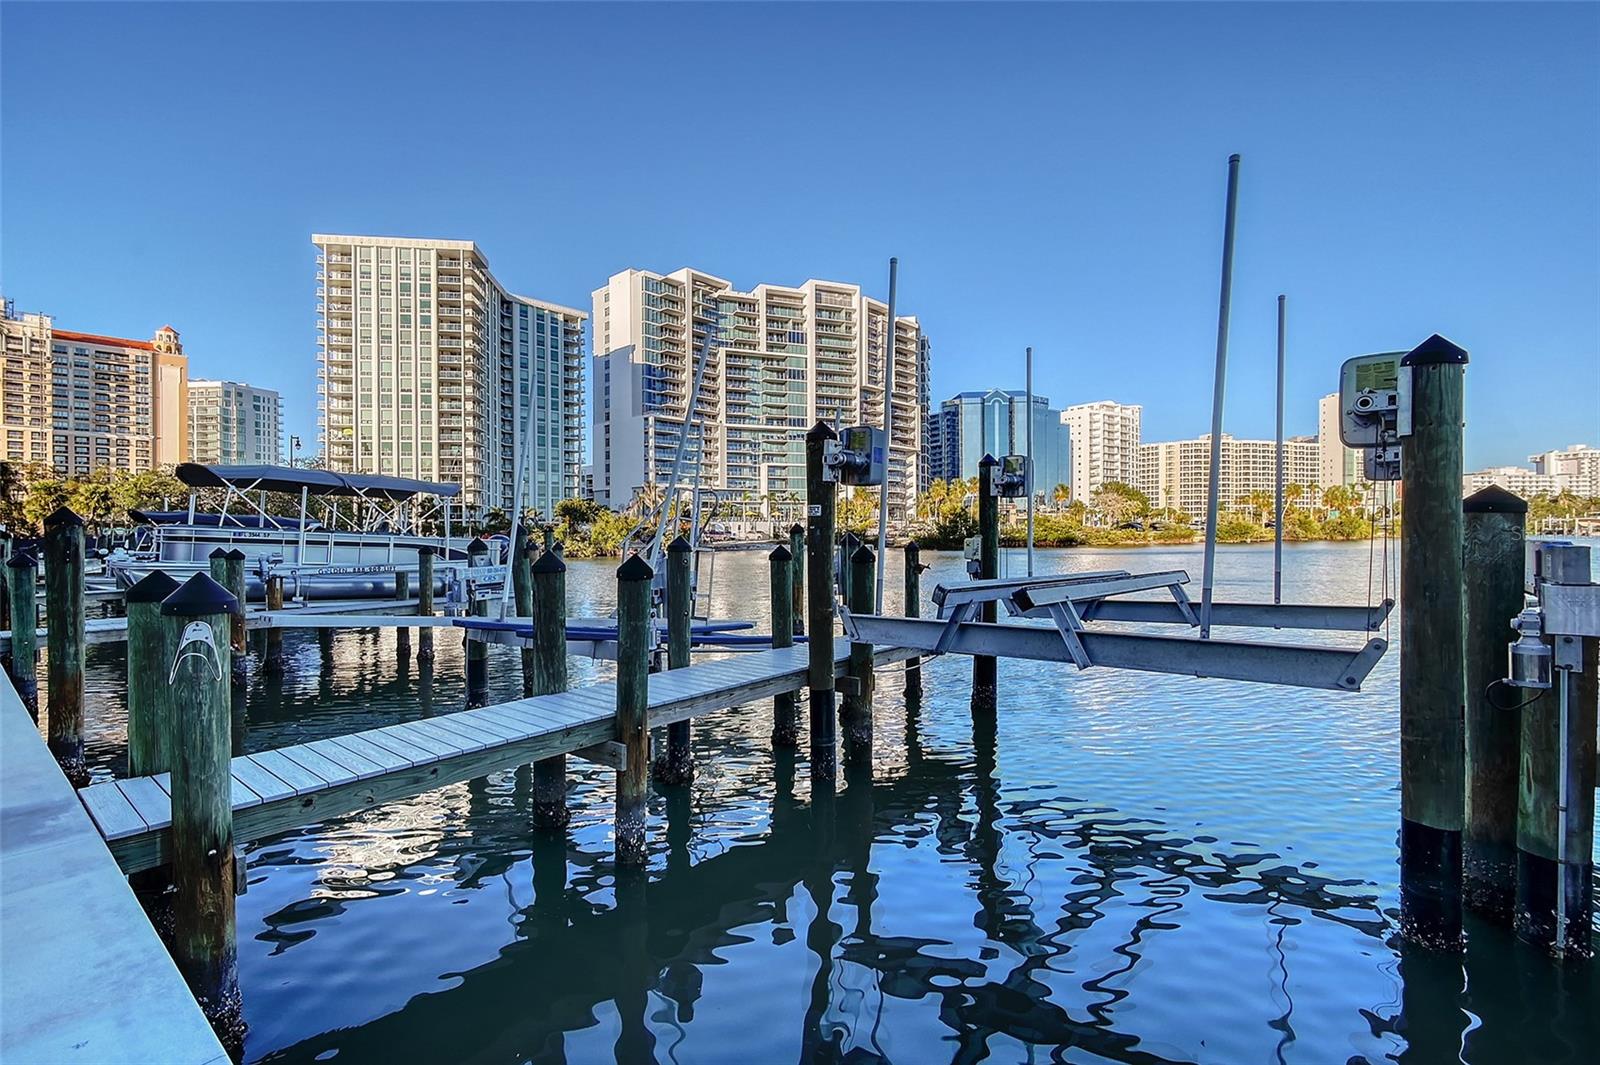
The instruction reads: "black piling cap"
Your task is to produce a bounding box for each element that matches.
[769,544,792,563]
[851,543,876,564]
[806,420,838,442]
[6,550,37,570]
[43,506,83,528]
[617,552,654,581]
[1464,485,1528,514]
[979,453,999,467]
[160,572,241,617]
[225,548,247,562]
[1400,333,1469,366]
[789,522,804,535]
[531,548,566,574]
[668,535,692,554]
[209,547,231,560]
[125,571,181,604]
[418,545,436,556]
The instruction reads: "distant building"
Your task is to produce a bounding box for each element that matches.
[1529,444,1600,496]
[1462,466,1563,497]
[917,334,933,494]
[313,235,586,516]
[1061,401,1141,501]
[1,302,188,476]
[1317,392,1360,488]
[591,267,923,521]
[1139,433,1321,517]
[926,389,1069,496]
[188,381,283,465]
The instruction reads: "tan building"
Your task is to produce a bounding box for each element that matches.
[1138,433,1321,517]
[1,303,189,476]
[314,235,586,515]
[592,267,923,521]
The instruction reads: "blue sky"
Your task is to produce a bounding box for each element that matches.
[2,2,1595,469]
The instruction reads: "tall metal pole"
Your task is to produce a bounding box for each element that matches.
[874,257,897,614]
[1025,345,1035,576]
[1199,153,1241,639]
[1273,294,1286,605]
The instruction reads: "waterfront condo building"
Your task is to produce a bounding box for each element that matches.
[314,235,586,516]
[1,301,188,476]
[590,268,924,520]
[1060,401,1141,502]
[188,380,284,465]
[1317,392,1361,488]
[1529,444,1600,497]
[1138,433,1321,517]
[926,389,1070,497]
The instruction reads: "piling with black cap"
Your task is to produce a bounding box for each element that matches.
[465,537,490,707]
[904,540,925,699]
[43,507,87,785]
[788,523,805,635]
[6,551,38,719]
[511,530,533,695]
[769,545,798,748]
[126,571,182,777]
[393,569,410,658]
[805,421,839,784]
[263,574,285,672]
[222,549,248,684]
[843,543,876,767]
[1397,334,1469,950]
[160,572,245,1045]
[1462,485,1526,922]
[417,546,436,662]
[530,546,570,830]
[615,553,653,866]
[972,455,1000,716]
[654,536,695,785]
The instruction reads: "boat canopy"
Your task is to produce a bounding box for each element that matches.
[174,463,461,500]
[128,510,324,531]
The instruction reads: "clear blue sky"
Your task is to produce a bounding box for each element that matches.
[3,2,1595,470]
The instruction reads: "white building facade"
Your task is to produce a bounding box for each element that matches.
[314,235,585,516]
[1317,392,1361,488]
[1060,401,1141,501]
[1529,444,1600,496]
[591,267,923,521]
[1139,433,1322,517]
[188,380,283,465]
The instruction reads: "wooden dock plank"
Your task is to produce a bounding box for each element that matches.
[356,728,438,767]
[422,716,502,751]
[404,719,479,754]
[382,721,463,758]
[278,744,360,788]
[79,781,150,841]
[149,769,265,812]
[231,759,297,805]
[326,733,413,774]
[304,738,388,781]
[448,710,525,741]
[116,777,173,830]
[248,750,326,796]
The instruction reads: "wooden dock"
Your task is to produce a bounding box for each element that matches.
[0,673,228,1064]
[81,643,915,875]
[0,597,425,651]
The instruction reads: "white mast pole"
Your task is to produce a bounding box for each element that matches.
[1200,153,1241,639]
[873,257,897,614]
[1025,345,1035,576]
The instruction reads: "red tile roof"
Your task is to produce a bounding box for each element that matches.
[51,329,154,351]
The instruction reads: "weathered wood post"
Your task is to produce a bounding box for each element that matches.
[0,531,11,635]
[160,572,244,1045]
[263,574,285,673]
[972,455,1000,716]
[465,538,489,707]
[615,553,653,866]
[43,507,87,786]
[416,546,436,662]
[655,536,695,785]
[904,540,924,700]
[6,550,38,719]
[789,522,805,636]
[1397,334,1468,951]
[770,545,799,748]
[530,547,570,830]
[126,571,182,777]
[223,549,249,684]
[1462,486,1526,922]
[838,530,857,607]
[511,529,534,696]
[393,570,410,659]
[805,422,839,784]
[843,543,876,768]
[543,524,555,553]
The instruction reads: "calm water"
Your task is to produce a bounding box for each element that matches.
[70,542,1597,1064]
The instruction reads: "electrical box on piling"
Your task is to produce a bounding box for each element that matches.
[824,426,886,486]
[1338,352,1411,481]
[994,455,1030,498]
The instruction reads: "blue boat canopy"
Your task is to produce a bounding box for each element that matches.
[174,463,461,500]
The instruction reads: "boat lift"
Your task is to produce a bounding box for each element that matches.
[840,569,1392,692]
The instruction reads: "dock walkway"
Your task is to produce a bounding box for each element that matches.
[82,643,914,875]
[0,674,228,1063]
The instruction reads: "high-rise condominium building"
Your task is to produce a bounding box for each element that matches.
[314,235,586,516]
[916,334,933,494]
[1530,444,1600,496]
[188,380,283,465]
[591,268,923,519]
[1138,433,1321,517]
[1317,392,1360,488]
[1,301,188,476]
[1060,401,1141,501]
[1461,466,1563,498]
[927,389,1070,495]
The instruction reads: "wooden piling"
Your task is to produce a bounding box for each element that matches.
[417,546,436,662]
[223,549,248,684]
[43,507,87,786]
[972,455,1000,716]
[789,523,805,636]
[904,540,924,699]
[530,547,570,830]
[511,531,533,696]
[160,573,245,1045]
[843,543,876,767]
[465,539,489,708]
[393,570,410,659]
[263,575,285,672]
[655,536,694,785]
[805,422,839,784]
[0,532,10,635]
[1397,334,1469,951]
[1462,486,1526,922]
[125,571,182,777]
[770,545,798,748]
[614,553,653,866]
[6,550,38,720]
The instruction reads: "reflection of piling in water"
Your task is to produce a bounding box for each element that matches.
[843,544,875,769]
[769,545,799,748]
[972,455,999,716]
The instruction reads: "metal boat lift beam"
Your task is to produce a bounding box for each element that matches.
[841,613,1388,692]
[1077,598,1394,632]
